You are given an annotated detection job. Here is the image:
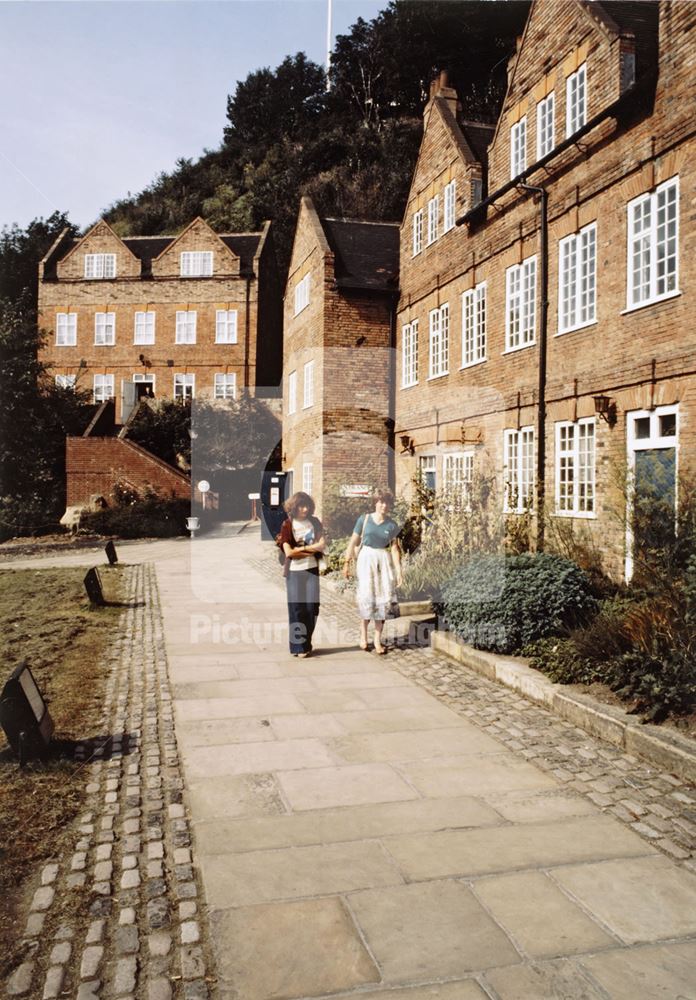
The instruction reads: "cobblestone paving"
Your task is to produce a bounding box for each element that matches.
[6,564,214,1000]
[252,554,696,872]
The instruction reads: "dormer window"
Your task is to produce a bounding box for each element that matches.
[510,117,527,178]
[427,195,439,246]
[180,251,213,277]
[537,93,555,159]
[85,253,116,279]
[566,64,587,137]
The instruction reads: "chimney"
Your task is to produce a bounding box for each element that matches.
[427,68,460,117]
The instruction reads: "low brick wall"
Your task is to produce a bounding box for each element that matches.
[66,437,191,506]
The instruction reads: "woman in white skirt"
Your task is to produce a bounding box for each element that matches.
[343,490,402,654]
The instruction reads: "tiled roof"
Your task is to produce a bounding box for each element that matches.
[320,218,400,292]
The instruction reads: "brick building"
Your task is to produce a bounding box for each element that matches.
[282,197,399,513]
[395,0,696,579]
[38,216,282,420]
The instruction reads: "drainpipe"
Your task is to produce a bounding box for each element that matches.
[244,276,251,389]
[387,292,397,492]
[519,183,548,552]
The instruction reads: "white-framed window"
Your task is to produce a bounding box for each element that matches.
[180,251,213,277]
[625,404,678,580]
[505,256,537,351]
[56,312,77,346]
[427,195,439,246]
[461,282,486,367]
[132,373,155,391]
[175,311,197,344]
[94,312,115,346]
[556,419,596,516]
[288,370,297,415]
[134,311,155,345]
[214,373,237,400]
[294,274,310,315]
[303,360,315,408]
[401,319,419,387]
[627,176,679,310]
[503,426,535,513]
[428,303,449,379]
[510,117,527,178]
[84,253,116,279]
[418,455,436,491]
[537,92,555,158]
[558,222,597,334]
[174,373,195,400]
[443,452,474,505]
[566,63,587,137]
[55,374,77,389]
[215,310,238,344]
[443,180,456,233]
[412,210,423,256]
[302,462,313,495]
[93,374,114,403]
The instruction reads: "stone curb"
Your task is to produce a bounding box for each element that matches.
[431,629,696,784]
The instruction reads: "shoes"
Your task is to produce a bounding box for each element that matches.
[297,651,311,659]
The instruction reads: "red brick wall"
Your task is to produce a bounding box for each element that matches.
[66,437,191,506]
[395,0,696,579]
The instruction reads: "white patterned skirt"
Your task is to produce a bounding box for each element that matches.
[356,546,397,621]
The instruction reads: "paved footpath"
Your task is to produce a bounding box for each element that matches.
[4,526,696,999]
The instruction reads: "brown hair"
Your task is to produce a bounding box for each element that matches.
[284,491,316,518]
[373,489,394,510]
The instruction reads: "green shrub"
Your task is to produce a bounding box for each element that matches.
[398,549,460,602]
[82,496,190,539]
[325,535,351,572]
[442,553,598,654]
[523,637,602,685]
[608,648,696,723]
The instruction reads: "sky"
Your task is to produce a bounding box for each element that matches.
[0,0,387,231]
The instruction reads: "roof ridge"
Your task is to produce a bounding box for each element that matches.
[322,217,401,227]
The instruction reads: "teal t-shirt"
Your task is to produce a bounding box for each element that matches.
[354,513,399,549]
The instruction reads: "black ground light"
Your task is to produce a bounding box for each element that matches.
[105,540,118,565]
[0,662,54,764]
[84,567,105,606]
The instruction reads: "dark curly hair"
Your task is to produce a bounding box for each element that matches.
[372,489,394,510]
[284,491,316,517]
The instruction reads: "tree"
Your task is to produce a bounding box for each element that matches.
[0,211,78,305]
[0,296,93,537]
[190,395,281,474]
[125,398,193,469]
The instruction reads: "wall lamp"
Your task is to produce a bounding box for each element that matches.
[400,435,415,455]
[0,662,54,765]
[593,394,617,426]
[166,359,174,367]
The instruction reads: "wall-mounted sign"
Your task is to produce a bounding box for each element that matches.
[339,485,371,497]
[248,493,261,500]
[197,480,210,493]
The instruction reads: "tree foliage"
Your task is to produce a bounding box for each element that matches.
[0,211,78,304]
[103,1,530,268]
[0,296,94,536]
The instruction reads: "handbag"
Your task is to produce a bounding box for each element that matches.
[317,554,329,575]
[386,600,401,620]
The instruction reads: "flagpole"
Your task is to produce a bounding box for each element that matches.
[326,0,333,91]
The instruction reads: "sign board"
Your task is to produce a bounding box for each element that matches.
[104,540,118,565]
[84,567,105,606]
[270,488,280,506]
[197,480,210,493]
[248,493,261,500]
[339,485,371,498]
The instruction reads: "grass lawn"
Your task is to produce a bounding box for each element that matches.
[0,565,125,978]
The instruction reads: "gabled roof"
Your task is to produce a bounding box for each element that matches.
[42,229,262,279]
[319,218,399,293]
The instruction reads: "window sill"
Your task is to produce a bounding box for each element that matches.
[94,343,115,348]
[55,343,76,348]
[215,340,238,346]
[621,289,681,315]
[302,403,314,410]
[459,358,487,371]
[401,381,419,390]
[551,510,597,520]
[425,239,438,248]
[503,508,534,516]
[555,319,597,337]
[502,340,536,356]
[427,371,449,382]
[134,341,156,347]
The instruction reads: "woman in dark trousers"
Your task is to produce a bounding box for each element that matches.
[278,492,326,657]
